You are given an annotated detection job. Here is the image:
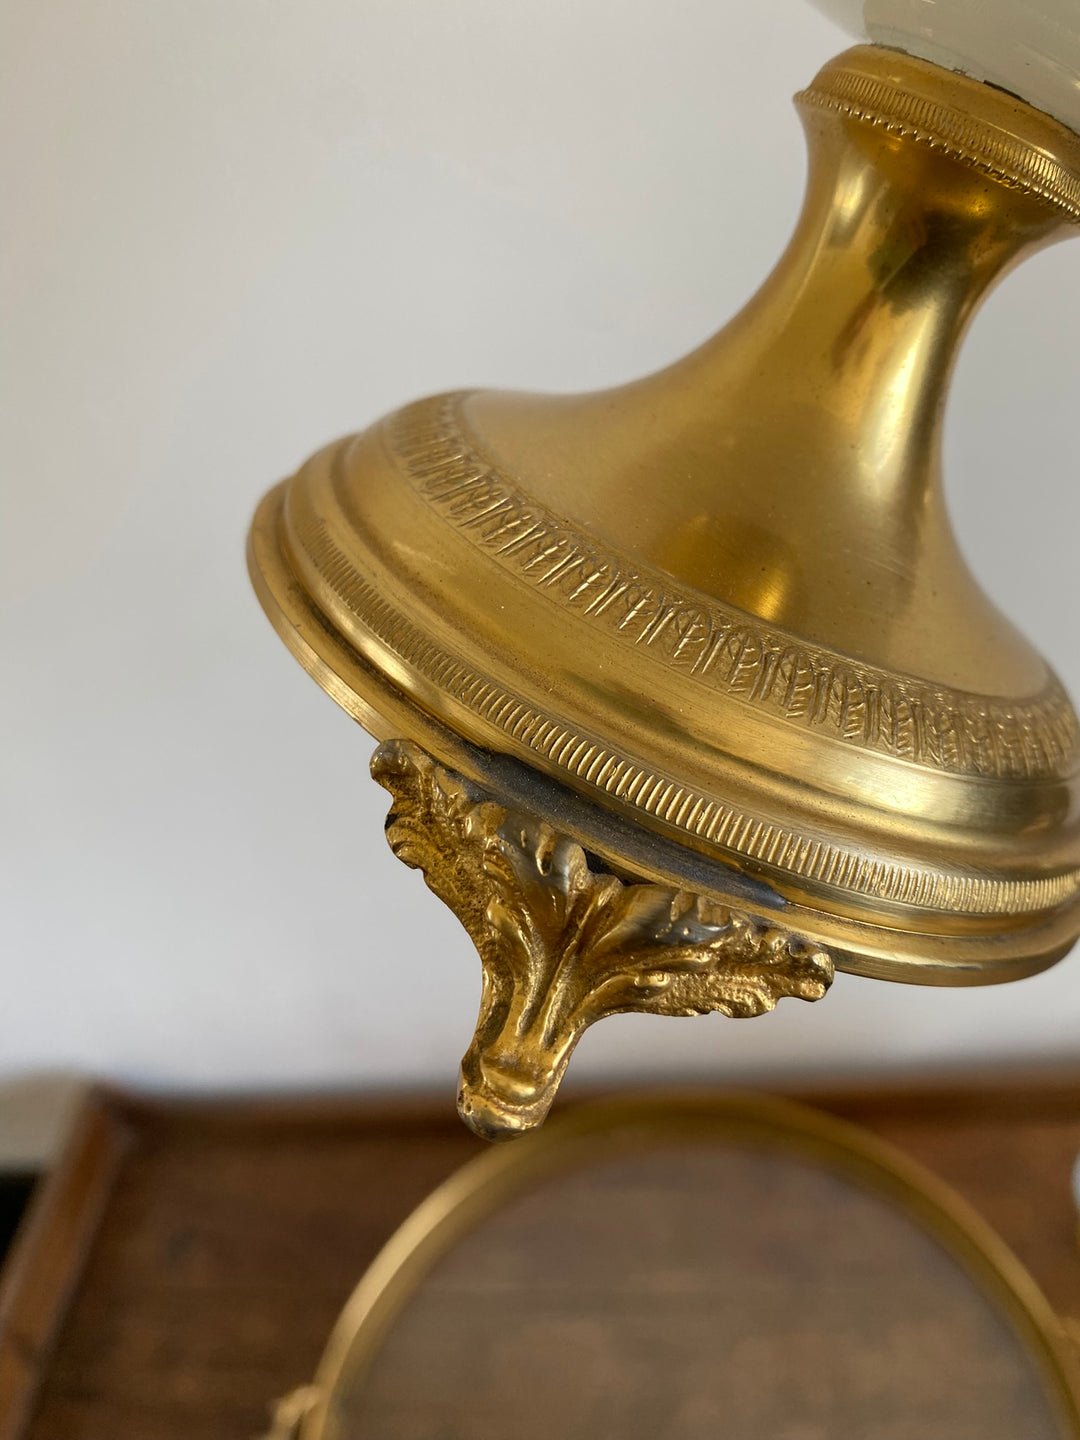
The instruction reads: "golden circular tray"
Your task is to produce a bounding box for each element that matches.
[273,1093,1080,1440]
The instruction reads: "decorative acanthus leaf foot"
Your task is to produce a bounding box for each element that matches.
[371,739,835,1141]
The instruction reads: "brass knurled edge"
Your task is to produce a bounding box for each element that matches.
[797,45,1080,223]
[283,478,1080,921]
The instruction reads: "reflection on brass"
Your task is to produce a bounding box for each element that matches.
[287,1094,1080,1440]
[373,740,833,1138]
[248,43,1080,1123]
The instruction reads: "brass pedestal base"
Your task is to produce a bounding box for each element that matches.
[248,43,1080,1138]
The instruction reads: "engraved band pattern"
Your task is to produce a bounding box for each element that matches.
[282,472,1080,918]
[384,394,1078,783]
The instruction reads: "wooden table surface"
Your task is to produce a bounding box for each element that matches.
[1,1070,1079,1440]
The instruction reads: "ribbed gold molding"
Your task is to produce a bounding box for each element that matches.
[263,467,1080,935]
[798,46,1080,223]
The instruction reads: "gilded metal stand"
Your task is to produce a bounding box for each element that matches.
[249,45,1080,1138]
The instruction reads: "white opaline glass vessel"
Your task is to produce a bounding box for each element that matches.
[810,0,1080,134]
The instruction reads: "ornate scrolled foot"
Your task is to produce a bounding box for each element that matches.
[372,739,834,1140]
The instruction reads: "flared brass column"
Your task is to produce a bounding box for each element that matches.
[249,46,1080,1138]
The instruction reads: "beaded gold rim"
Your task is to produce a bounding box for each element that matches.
[798,49,1080,223]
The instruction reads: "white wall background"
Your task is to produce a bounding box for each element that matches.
[3,0,1079,1118]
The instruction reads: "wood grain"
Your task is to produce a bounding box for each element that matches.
[0,1071,1077,1439]
[0,1090,133,1440]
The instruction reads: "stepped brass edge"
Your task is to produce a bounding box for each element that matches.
[283,488,1079,919]
[282,481,1080,919]
[372,738,834,1138]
